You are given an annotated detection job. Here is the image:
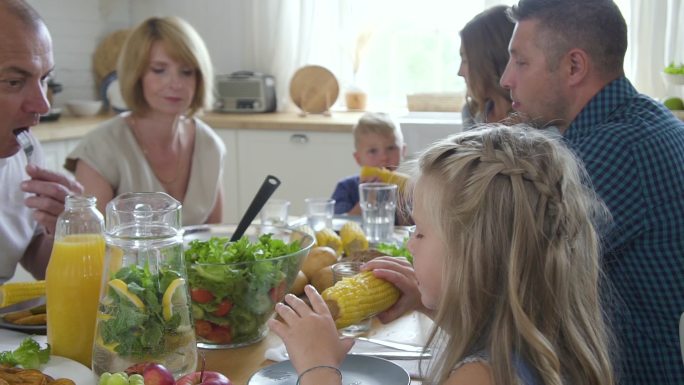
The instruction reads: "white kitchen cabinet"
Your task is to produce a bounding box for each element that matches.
[40,138,80,173]
[234,129,357,217]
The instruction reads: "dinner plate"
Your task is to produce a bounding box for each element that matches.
[247,355,410,385]
[100,71,128,113]
[0,329,98,385]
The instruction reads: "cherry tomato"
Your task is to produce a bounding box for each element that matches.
[191,288,215,304]
[206,325,232,344]
[269,280,287,303]
[195,319,213,338]
[212,300,233,317]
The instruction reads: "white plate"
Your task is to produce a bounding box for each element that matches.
[0,329,98,385]
[247,355,410,385]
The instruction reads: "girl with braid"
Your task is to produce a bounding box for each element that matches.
[270,125,615,385]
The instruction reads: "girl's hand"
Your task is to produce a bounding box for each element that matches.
[362,257,432,322]
[268,285,354,374]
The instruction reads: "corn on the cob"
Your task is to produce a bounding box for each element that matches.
[315,228,342,255]
[291,224,317,246]
[340,221,368,256]
[321,271,400,329]
[360,166,409,192]
[0,280,46,307]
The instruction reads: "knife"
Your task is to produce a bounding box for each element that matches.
[350,350,432,360]
[0,296,45,315]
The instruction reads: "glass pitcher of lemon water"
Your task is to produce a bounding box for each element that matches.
[47,195,105,367]
[92,192,197,377]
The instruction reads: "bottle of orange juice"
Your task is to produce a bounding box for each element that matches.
[46,195,105,367]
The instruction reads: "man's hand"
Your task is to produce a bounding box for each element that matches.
[21,164,83,234]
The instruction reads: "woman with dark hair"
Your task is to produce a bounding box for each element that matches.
[459,5,514,129]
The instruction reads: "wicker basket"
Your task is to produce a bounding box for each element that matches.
[406,92,464,112]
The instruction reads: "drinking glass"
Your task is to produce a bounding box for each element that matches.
[305,198,335,231]
[331,261,372,335]
[359,183,397,243]
[259,199,290,226]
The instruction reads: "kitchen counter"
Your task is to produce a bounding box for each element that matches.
[31,111,365,142]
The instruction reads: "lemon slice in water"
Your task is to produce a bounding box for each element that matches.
[162,278,187,321]
[108,278,145,309]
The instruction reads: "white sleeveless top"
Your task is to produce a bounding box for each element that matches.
[65,113,225,225]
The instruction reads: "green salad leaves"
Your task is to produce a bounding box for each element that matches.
[0,337,50,369]
[185,234,302,345]
[375,237,413,264]
[98,263,187,358]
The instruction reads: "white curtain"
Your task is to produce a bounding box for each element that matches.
[625,0,683,98]
[243,1,355,111]
[242,0,517,112]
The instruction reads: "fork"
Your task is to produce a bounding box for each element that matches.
[16,131,34,164]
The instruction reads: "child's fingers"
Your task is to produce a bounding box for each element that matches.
[284,293,313,317]
[364,256,413,269]
[274,302,300,325]
[267,318,287,338]
[304,285,330,315]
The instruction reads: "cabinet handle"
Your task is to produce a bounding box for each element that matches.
[290,134,309,144]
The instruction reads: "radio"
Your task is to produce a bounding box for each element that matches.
[214,71,277,113]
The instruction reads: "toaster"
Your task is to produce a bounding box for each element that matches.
[214,71,277,113]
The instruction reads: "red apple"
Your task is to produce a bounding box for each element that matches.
[143,363,175,385]
[175,371,232,385]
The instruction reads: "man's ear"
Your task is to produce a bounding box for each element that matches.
[401,143,407,159]
[353,151,363,167]
[566,48,590,86]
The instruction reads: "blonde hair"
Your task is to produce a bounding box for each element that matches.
[117,16,214,117]
[353,112,403,149]
[410,125,614,385]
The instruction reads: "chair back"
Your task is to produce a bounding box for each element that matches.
[680,312,684,365]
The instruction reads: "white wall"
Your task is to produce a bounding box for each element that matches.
[28,0,246,106]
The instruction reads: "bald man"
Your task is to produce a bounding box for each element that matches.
[0,0,83,283]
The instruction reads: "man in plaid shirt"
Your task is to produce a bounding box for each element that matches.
[501,0,684,384]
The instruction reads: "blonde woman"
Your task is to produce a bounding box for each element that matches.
[270,125,615,385]
[65,16,224,225]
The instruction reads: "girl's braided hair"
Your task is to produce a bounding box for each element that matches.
[410,124,614,385]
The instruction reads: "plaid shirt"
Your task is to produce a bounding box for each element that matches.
[565,76,684,385]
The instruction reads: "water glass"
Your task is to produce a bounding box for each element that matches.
[331,261,372,336]
[259,199,290,226]
[359,183,397,244]
[305,198,335,231]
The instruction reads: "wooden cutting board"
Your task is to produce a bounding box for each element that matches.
[92,29,131,86]
[289,65,339,114]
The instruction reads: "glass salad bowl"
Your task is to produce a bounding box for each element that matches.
[182,224,314,349]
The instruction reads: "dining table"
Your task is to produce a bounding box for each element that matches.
[200,311,433,385]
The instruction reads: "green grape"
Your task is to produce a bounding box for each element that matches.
[98,372,112,385]
[128,374,145,385]
[108,372,129,385]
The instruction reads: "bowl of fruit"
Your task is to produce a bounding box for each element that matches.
[182,224,314,349]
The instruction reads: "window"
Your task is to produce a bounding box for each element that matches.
[348,1,516,110]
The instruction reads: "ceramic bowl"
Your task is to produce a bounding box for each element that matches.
[661,72,684,86]
[66,100,103,117]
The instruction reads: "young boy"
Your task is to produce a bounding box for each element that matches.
[331,112,406,215]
